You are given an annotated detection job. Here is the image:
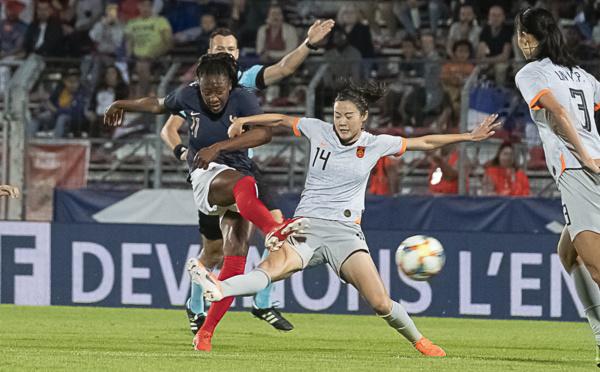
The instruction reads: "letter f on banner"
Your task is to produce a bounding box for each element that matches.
[0,222,51,306]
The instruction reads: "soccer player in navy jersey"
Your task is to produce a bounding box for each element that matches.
[161,21,334,334]
[104,53,309,351]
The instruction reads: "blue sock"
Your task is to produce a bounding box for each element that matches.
[253,249,273,309]
[189,282,205,315]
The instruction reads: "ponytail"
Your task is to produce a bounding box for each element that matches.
[516,8,577,70]
[335,79,387,115]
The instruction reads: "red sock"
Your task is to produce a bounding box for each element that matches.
[200,255,247,335]
[233,176,278,234]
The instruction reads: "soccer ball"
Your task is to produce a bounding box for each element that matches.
[395,235,445,281]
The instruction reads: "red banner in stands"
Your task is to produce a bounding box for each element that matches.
[26,140,89,221]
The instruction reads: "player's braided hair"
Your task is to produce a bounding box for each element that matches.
[195,52,240,88]
[335,79,387,115]
[515,8,577,70]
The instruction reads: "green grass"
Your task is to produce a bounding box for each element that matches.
[0,305,595,371]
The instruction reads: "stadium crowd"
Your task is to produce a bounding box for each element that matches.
[1,0,599,196]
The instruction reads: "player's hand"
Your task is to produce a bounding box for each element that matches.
[228,115,244,138]
[104,102,124,126]
[469,114,501,141]
[307,19,335,44]
[180,148,188,161]
[0,185,19,198]
[194,145,219,170]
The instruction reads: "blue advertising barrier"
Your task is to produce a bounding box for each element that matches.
[0,194,585,321]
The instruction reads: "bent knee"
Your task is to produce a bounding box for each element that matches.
[370,297,393,316]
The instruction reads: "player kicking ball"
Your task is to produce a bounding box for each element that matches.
[188,79,500,356]
[104,53,308,351]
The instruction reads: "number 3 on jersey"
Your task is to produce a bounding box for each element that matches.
[312,147,331,170]
[569,88,591,131]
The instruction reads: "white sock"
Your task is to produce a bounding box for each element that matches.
[381,301,422,344]
[221,268,271,298]
[571,265,600,345]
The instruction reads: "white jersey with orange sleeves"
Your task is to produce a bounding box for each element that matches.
[515,58,600,182]
[292,117,406,222]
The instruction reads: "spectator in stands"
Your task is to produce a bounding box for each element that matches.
[173,13,217,56]
[476,5,513,84]
[124,0,172,97]
[369,156,401,195]
[564,24,599,74]
[336,3,374,59]
[231,0,270,48]
[394,0,449,36]
[442,40,474,113]
[64,0,104,57]
[86,65,129,137]
[0,0,28,59]
[256,4,298,65]
[316,25,362,119]
[446,3,480,58]
[30,69,88,138]
[89,2,125,59]
[379,36,423,126]
[428,143,463,194]
[20,0,65,57]
[482,142,530,197]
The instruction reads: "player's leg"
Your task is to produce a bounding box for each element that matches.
[186,212,224,334]
[191,240,304,302]
[252,209,294,331]
[574,231,600,286]
[207,170,308,249]
[559,226,600,365]
[193,210,252,351]
[340,251,445,357]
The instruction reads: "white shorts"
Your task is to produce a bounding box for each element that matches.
[558,169,600,239]
[287,217,369,278]
[190,163,239,216]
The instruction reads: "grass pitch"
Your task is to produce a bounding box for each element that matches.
[0,305,595,371]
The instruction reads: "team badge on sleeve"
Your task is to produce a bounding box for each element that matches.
[356,146,366,158]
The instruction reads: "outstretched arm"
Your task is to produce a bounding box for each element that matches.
[228,114,297,138]
[405,114,500,151]
[262,19,334,86]
[104,97,165,126]
[538,92,600,173]
[195,127,273,169]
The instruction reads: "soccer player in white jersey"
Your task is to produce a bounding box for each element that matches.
[514,8,600,366]
[187,80,500,356]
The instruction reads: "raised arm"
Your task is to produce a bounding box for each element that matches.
[405,114,500,151]
[227,114,297,138]
[104,97,165,126]
[195,126,273,169]
[538,92,600,173]
[262,19,335,86]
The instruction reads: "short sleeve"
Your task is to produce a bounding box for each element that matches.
[515,65,551,110]
[163,88,184,112]
[158,17,172,34]
[239,65,266,91]
[374,134,406,157]
[294,118,327,140]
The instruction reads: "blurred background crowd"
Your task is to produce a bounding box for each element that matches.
[2,0,599,209]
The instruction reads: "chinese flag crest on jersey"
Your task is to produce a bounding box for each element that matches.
[356,146,366,158]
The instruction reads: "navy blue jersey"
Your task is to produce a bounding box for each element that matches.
[164,84,263,175]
